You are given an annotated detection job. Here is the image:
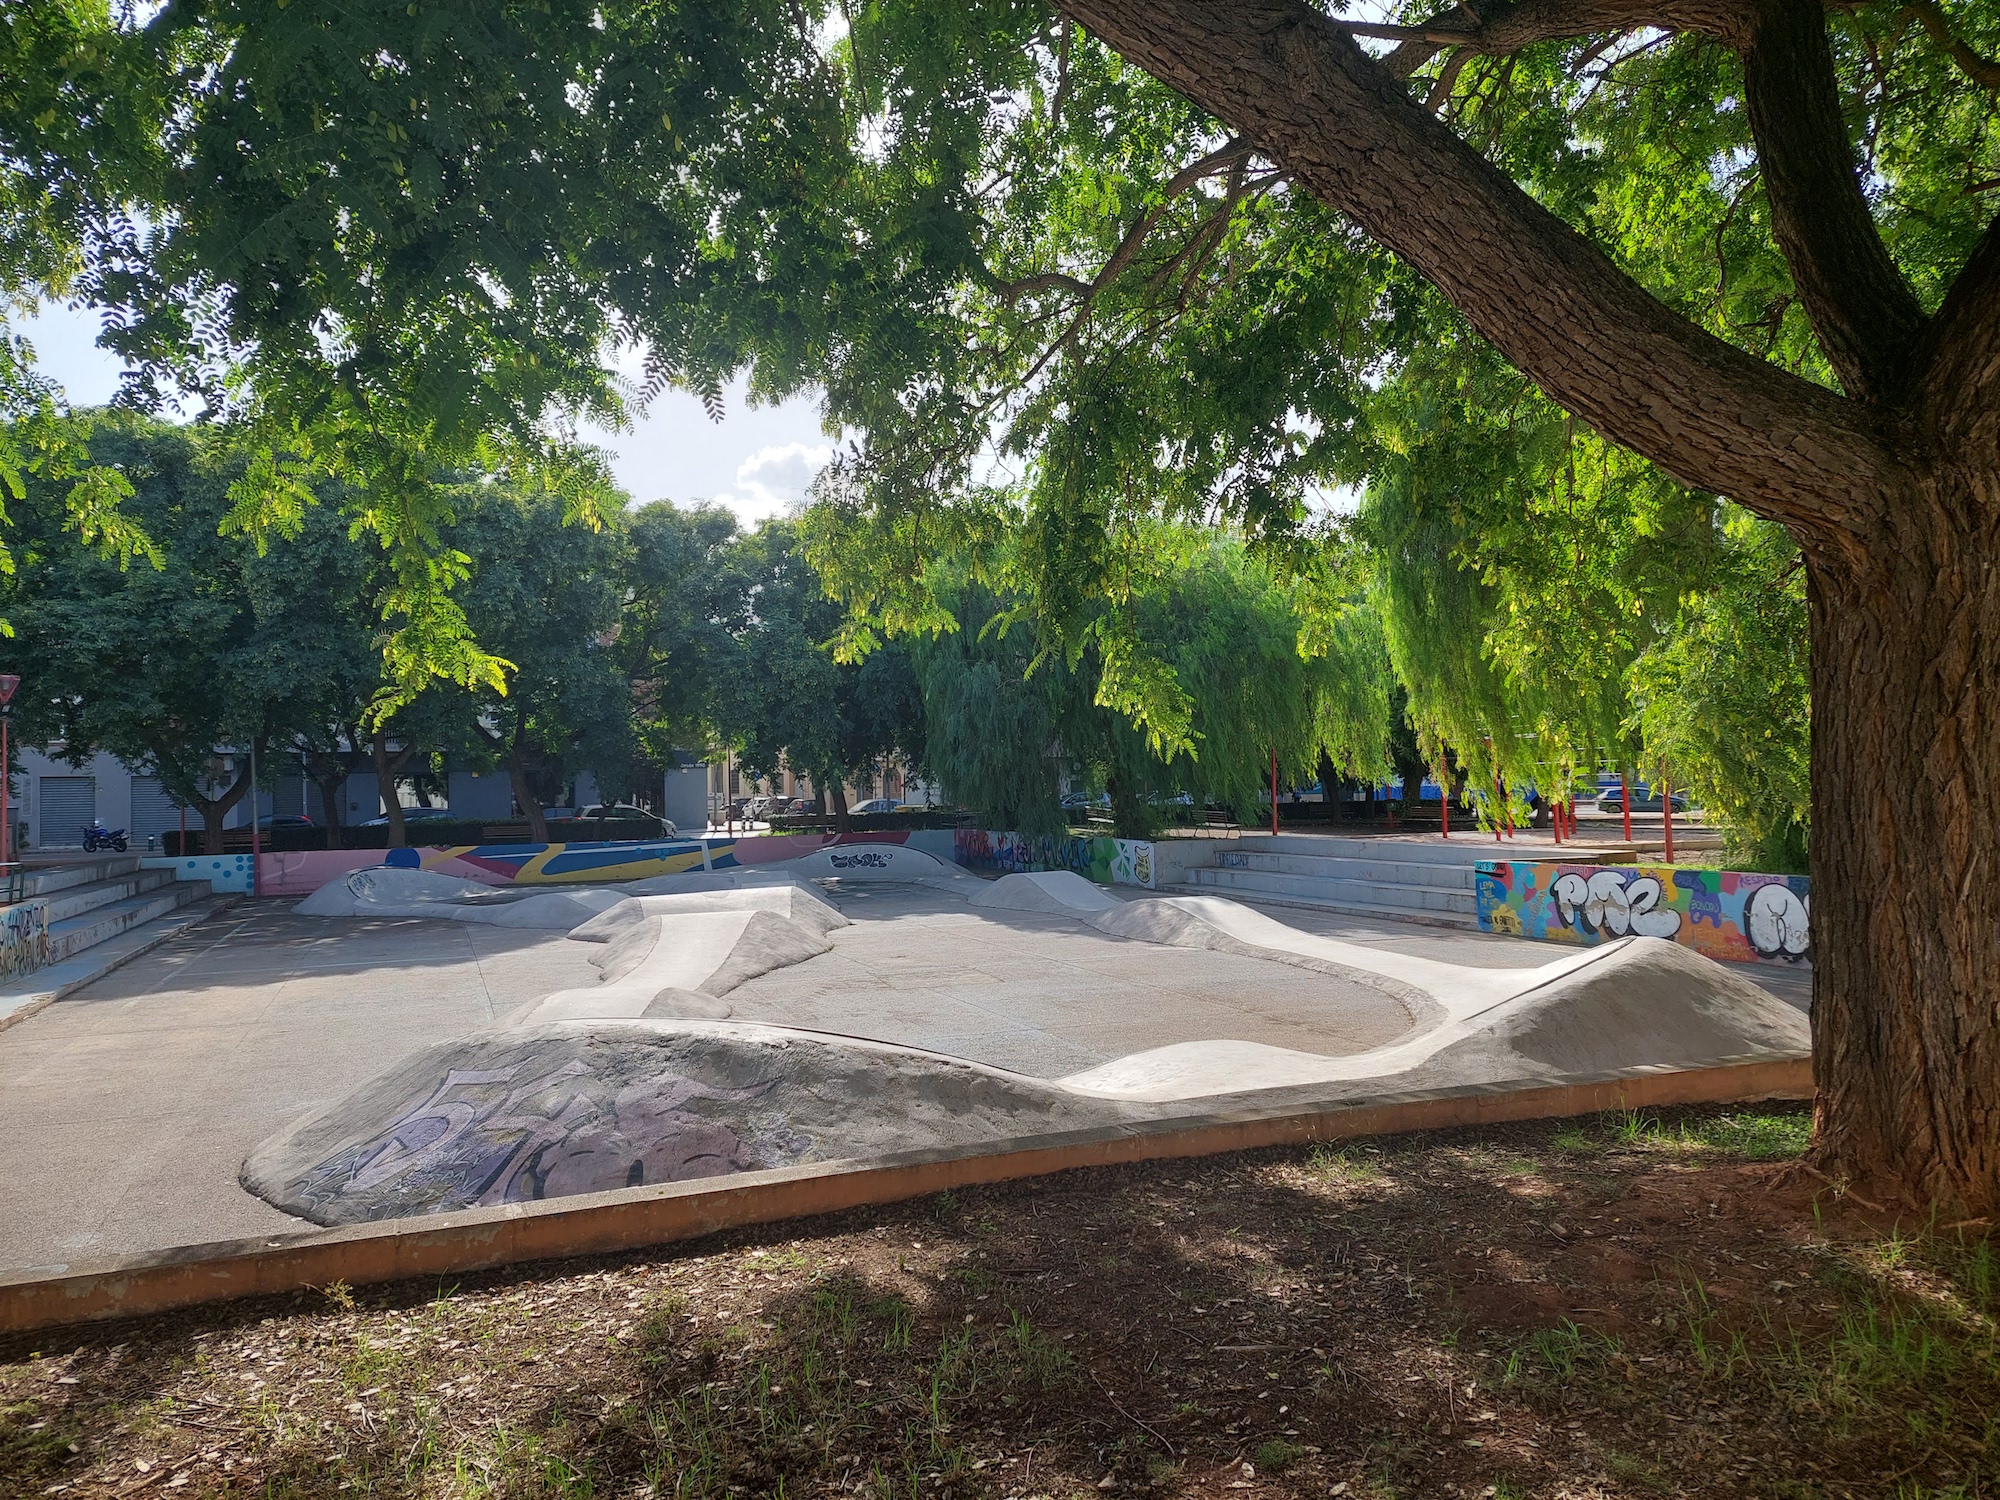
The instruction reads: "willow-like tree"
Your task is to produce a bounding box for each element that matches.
[1046,0,1997,1210]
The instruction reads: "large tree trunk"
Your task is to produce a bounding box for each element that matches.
[1807,474,2000,1215]
[828,780,853,835]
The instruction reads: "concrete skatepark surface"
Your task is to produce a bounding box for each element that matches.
[0,857,1810,1273]
[243,864,1806,1227]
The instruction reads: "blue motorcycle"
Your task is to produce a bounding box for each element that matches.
[82,820,129,853]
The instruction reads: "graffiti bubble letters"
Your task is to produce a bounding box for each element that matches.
[1745,882,1811,961]
[828,849,893,870]
[1550,869,1684,940]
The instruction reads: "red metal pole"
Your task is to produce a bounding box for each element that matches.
[1440,770,1449,839]
[1269,748,1279,837]
[1,712,9,869]
[1620,769,1633,843]
[1662,767,1675,865]
[1552,785,1563,846]
[1492,773,1503,843]
[249,741,261,896]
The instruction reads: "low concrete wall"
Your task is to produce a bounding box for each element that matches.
[1476,860,1812,966]
[0,1055,1809,1336]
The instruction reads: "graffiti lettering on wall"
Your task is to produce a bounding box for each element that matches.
[1,901,49,977]
[952,829,1156,888]
[1476,860,1811,965]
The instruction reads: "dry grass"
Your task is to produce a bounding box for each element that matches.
[1,1103,1994,1499]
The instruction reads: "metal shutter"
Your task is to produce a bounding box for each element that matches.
[129,776,184,852]
[37,776,96,848]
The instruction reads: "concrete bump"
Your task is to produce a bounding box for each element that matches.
[240,1020,1144,1227]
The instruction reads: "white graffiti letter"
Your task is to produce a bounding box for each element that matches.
[1746,883,1811,959]
[1624,876,1684,939]
[1585,870,1635,935]
[1551,872,1592,930]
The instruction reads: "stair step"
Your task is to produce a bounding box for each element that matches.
[44,883,205,965]
[9,857,144,900]
[1230,834,1494,868]
[0,893,239,1032]
[1210,850,1475,888]
[1162,883,1479,930]
[1181,866,1478,915]
[9,869,180,927]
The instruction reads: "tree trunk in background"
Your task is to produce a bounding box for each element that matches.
[304,743,350,850]
[191,762,255,855]
[507,734,549,843]
[1807,476,2000,1214]
[828,781,853,835]
[370,728,408,848]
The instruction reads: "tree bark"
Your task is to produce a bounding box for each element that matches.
[1806,467,2000,1215]
[506,720,549,843]
[369,727,409,848]
[828,780,853,834]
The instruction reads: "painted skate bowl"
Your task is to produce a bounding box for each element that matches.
[248,868,1811,1227]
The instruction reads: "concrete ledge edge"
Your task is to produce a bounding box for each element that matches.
[0,1054,1811,1335]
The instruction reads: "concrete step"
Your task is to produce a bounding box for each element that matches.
[15,868,180,928]
[1211,849,1476,889]
[0,893,239,1032]
[1162,882,1480,930]
[45,881,206,965]
[1230,833,1492,868]
[1181,865,1479,916]
[10,857,144,900]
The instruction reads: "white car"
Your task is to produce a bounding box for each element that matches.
[850,797,900,815]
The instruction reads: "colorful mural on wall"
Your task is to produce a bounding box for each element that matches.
[252,833,930,898]
[951,829,1156,888]
[1475,860,1811,966]
[1,901,49,977]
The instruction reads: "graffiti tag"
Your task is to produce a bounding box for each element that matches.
[1550,869,1684,940]
[1745,882,1811,961]
[827,849,893,870]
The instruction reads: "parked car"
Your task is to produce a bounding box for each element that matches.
[253,814,317,830]
[575,803,678,837]
[1598,785,1689,815]
[741,795,784,821]
[850,797,899,815]
[356,807,457,828]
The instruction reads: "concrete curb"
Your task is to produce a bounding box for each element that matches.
[0,895,243,1035]
[0,1054,1809,1336]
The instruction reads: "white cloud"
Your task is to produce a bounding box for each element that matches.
[714,441,834,525]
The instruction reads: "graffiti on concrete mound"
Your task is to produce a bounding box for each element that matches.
[953,828,1155,888]
[827,849,893,870]
[283,1057,810,1221]
[1477,860,1811,966]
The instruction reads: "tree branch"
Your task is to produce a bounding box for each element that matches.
[1913,213,2000,450]
[1896,0,2000,90]
[1058,0,1902,559]
[1740,0,1929,401]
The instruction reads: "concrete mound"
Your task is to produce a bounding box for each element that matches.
[1059,935,1809,1101]
[624,868,804,896]
[569,883,848,945]
[293,865,627,929]
[513,909,834,1025]
[782,843,973,883]
[969,870,1120,915]
[243,1020,1139,1225]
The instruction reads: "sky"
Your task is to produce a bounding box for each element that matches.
[17,298,838,527]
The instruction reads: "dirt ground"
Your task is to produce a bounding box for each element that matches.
[2,1103,1992,1500]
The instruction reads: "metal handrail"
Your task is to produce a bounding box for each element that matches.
[0,861,24,908]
